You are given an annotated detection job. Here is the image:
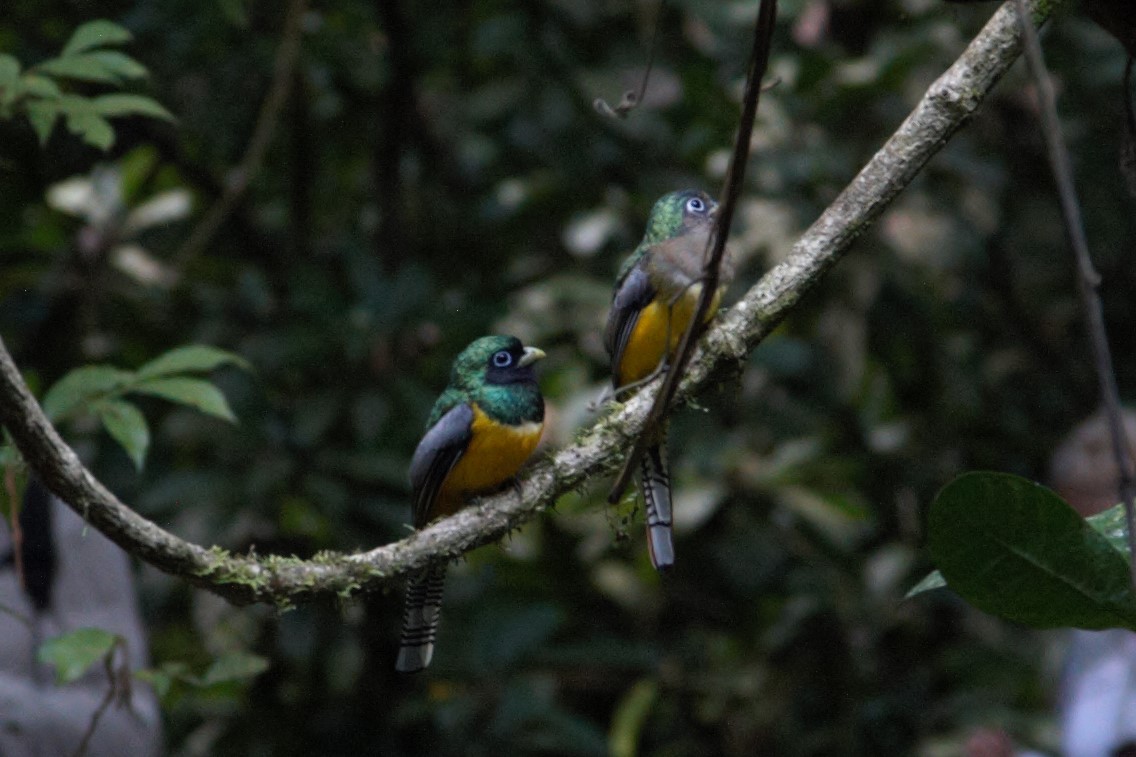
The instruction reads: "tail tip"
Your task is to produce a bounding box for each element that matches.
[647,530,676,573]
[395,646,433,673]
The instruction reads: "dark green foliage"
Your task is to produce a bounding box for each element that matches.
[0,20,173,149]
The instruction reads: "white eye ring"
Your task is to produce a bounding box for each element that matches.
[492,350,513,368]
[686,197,706,213]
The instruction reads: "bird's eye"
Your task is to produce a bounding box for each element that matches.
[686,197,706,213]
[491,350,513,368]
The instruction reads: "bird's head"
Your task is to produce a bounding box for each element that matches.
[641,189,718,245]
[451,335,546,389]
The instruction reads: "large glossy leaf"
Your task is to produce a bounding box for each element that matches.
[41,365,132,420]
[61,20,133,57]
[38,627,118,684]
[95,399,150,469]
[137,344,250,378]
[928,471,1136,630]
[131,377,237,422]
[909,499,1135,598]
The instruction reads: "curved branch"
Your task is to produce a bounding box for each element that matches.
[0,0,1063,607]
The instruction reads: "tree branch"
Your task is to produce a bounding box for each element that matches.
[0,0,1064,607]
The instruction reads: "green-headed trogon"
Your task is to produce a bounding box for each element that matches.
[604,189,734,571]
[396,335,546,672]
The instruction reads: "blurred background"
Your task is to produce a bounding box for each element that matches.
[2,0,1135,754]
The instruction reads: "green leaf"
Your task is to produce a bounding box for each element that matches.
[0,54,20,110]
[200,651,269,686]
[87,50,148,80]
[92,93,175,121]
[0,54,19,86]
[95,400,150,470]
[137,661,191,700]
[910,498,1136,599]
[25,99,60,144]
[138,345,251,378]
[38,628,118,684]
[62,20,133,57]
[928,471,1136,630]
[20,74,63,98]
[131,377,237,422]
[41,366,133,421]
[35,51,146,84]
[134,668,173,699]
[35,54,123,84]
[609,679,658,757]
[64,108,115,150]
[1086,502,1133,558]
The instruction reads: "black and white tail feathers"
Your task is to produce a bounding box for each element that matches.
[640,442,674,571]
[395,564,447,673]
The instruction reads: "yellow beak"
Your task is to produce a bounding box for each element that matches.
[518,346,546,367]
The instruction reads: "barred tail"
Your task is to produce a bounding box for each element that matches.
[395,564,447,673]
[640,442,675,571]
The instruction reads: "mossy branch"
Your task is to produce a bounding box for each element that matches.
[0,0,1062,607]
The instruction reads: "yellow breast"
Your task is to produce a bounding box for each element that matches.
[434,404,543,517]
[616,283,722,387]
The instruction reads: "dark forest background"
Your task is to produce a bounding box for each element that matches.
[2,0,1135,754]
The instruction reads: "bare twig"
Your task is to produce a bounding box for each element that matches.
[4,464,25,591]
[173,0,308,264]
[1121,56,1136,198]
[594,0,666,119]
[608,0,778,503]
[71,640,126,757]
[0,0,1066,606]
[1013,0,1136,585]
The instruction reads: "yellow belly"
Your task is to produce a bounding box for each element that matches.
[616,284,722,387]
[434,404,543,517]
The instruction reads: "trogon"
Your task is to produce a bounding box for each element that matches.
[396,335,546,672]
[604,189,734,571]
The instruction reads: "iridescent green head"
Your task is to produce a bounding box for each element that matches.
[435,335,545,427]
[641,189,718,246]
[449,335,545,391]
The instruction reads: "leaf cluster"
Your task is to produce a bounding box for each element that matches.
[0,20,173,150]
[22,345,247,472]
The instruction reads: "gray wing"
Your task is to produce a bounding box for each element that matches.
[408,403,474,527]
[604,262,656,382]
